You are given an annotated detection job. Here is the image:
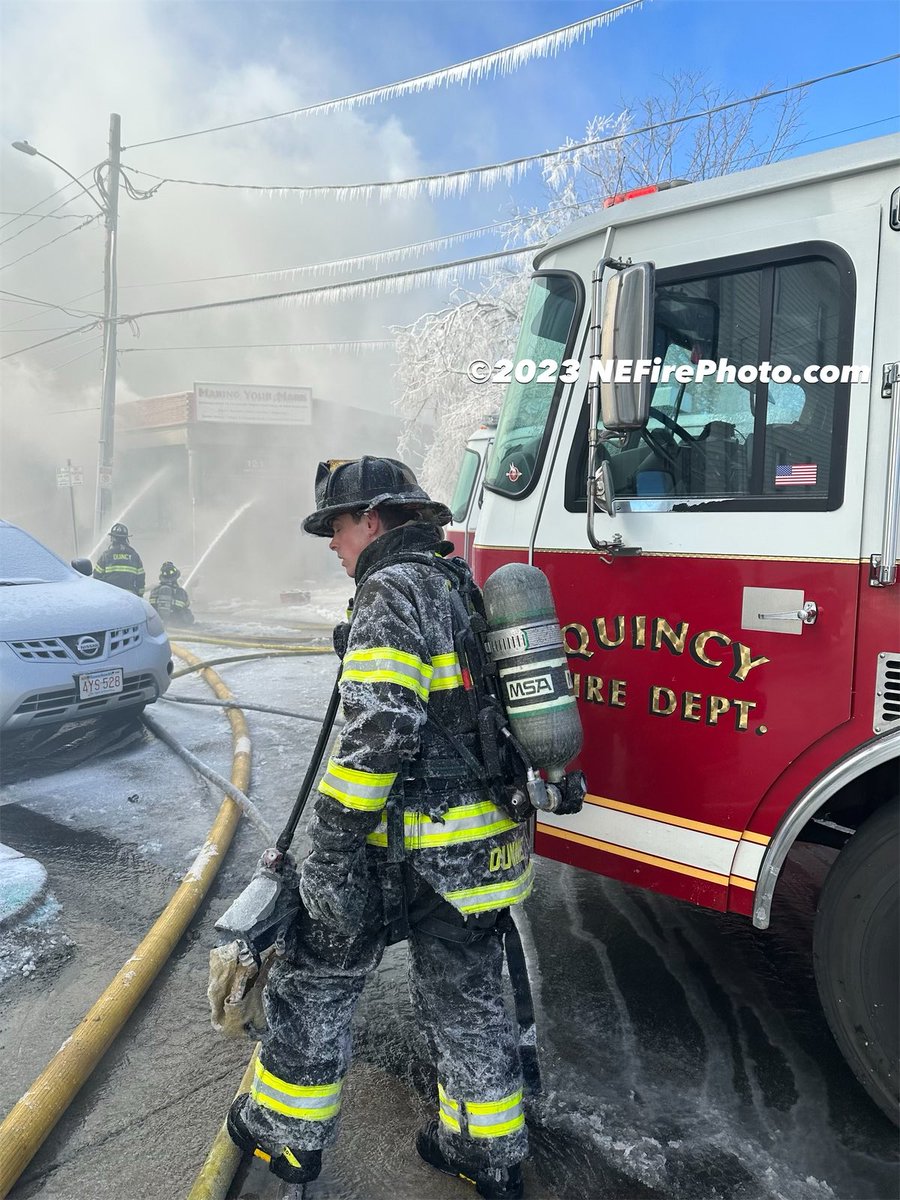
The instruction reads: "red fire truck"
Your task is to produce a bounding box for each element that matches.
[461,134,900,1121]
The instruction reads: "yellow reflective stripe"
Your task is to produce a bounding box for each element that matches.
[439,1107,461,1132]
[343,646,433,700]
[342,667,430,700]
[255,1062,342,1099]
[364,801,516,849]
[467,1090,523,1116]
[430,652,463,691]
[438,1086,525,1139]
[251,1091,342,1121]
[470,1115,525,1138]
[319,759,397,812]
[251,1063,343,1121]
[446,862,535,913]
[283,1148,302,1168]
[104,564,141,573]
[346,646,432,673]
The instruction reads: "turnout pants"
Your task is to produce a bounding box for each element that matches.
[241,865,528,1170]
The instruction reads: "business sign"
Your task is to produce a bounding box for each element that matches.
[193,382,312,426]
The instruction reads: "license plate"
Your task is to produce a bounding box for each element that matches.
[77,667,124,699]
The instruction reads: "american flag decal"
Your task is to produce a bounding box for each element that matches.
[775,463,818,486]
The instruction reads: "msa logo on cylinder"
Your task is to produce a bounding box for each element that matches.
[507,673,554,701]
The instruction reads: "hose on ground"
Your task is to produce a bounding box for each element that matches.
[0,647,252,1196]
[160,693,343,726]
[141,710,274,842]
[171,648,332,679]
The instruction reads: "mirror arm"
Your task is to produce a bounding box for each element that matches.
[586,247,614,553]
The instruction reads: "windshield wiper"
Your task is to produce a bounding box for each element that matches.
[0,578,47,585]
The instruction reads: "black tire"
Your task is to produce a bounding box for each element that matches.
[813,800,899,1123]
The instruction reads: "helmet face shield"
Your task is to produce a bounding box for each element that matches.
[160,561,179,579]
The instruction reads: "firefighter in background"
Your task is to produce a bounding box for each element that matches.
[148,562,194,626]
[227,457,532,1199]
[92,523,145,594]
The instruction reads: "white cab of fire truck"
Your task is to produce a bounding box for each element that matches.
[473,133,900,1123]
[445,419,496,560]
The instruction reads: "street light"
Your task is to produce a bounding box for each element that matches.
[12,141,106,215]
[11,117,122,539]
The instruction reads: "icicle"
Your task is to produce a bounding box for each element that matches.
[118,247,542,324]
[284,3,644,119]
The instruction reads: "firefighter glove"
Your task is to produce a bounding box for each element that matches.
[298,846,368,934]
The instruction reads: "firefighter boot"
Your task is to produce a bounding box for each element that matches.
[416,1120,524,1199]
[226,1093,322,1186]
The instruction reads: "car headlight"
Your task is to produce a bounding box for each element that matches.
[145,610,166,637]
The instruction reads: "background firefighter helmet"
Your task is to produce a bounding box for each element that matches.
[301,456,452,537]
[160,561,180,580]
[109,523,129,540]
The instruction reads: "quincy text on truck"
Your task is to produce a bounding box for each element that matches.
[462,134,900,1122]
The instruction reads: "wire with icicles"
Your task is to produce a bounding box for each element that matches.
[123,3,643,149]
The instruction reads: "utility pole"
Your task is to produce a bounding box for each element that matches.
[93,112,121,539]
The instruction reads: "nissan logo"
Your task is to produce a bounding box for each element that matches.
[77,635,101,657]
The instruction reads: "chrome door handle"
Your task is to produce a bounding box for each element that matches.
[757,600,818,624]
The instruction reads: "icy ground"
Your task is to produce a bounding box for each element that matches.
[0,614,897,1200]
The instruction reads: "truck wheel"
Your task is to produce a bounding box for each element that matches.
[813,800,899,1123]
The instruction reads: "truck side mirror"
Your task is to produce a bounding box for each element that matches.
[598,262,655,431]
[71,557,93,576]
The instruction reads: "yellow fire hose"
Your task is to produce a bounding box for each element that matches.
[185,1048,260,1200]
[0,645,251,1198]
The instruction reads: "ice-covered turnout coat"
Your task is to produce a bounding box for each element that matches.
[93,543,145,594]
[148,580,194,624]
[310,521,532,917]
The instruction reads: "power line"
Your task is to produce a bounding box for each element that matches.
[119,339,395,352]
[123,3,642,150]
[0,169,102,245]
[125,54,900,205]
[0,289,103,318]
[74,214,534,294]
[0,320,101,361]
[116,244,541,322]
[0,213,101,273]
[0,210,96,221]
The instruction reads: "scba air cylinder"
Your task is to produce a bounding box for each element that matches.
[482,563,583,790]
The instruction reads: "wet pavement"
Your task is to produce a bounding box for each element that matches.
[0,646,897,1200]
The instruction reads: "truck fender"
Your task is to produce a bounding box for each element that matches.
[752,727,900,929]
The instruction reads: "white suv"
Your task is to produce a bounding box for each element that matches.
[0,521,172,732]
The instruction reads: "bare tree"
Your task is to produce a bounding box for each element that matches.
[394,72,804,499]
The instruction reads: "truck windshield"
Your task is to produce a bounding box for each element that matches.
[485,273,580,497]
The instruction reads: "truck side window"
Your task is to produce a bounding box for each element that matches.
[450,448,481,524]
[567,244,854,513]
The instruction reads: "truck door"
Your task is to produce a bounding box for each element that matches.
[532,211,878,909]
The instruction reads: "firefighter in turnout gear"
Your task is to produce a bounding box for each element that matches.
[93,523,145,595]
[227,457,533,1198]
[148,562,194,626]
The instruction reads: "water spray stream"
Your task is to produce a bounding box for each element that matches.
[87,468,170,560]
[184,500,255,587]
